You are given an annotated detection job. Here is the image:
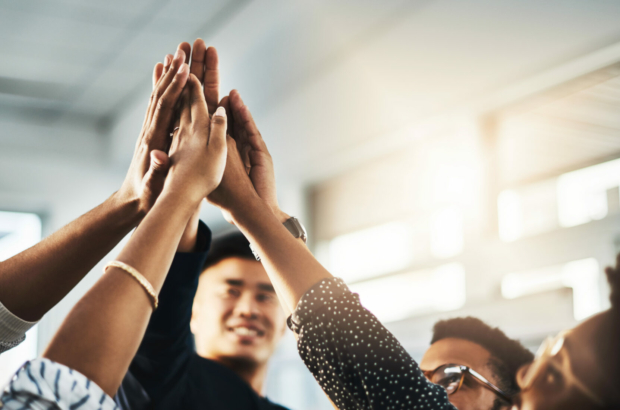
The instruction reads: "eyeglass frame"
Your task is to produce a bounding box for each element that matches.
[517,330,606,407]
[423,363,512,403]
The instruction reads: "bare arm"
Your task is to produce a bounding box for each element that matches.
[208,136,329,314]
[176,39,221,253]
[209,90,317,313]
[0,44,192,322]
[43,73,228,396]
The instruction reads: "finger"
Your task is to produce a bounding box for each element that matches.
[152,63,164,90]
[210,106,227,147]
[150,63,189,147]
[179,42,192,64]
[150,149,169,172]
[142,150,170,207]
[146,47,186,127]
[188,74,209,123]
[179,87,192,130]
[228,89,245,132]
[218,96,234,137]
[190,38,207,83]
[160,54,173,81]
[142,62,164,132]
[232,91,269,152]
[239,104,268,151]
[203,47,220,115]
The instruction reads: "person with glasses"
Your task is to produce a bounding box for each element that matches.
[206,85,620,409]
[510,254,620,410]
[420,317,534,410]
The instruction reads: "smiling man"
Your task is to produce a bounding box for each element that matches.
[420,317,534,410]
[190,230,288,396]
[116,225,289,410]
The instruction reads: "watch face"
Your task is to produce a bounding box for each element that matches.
[285,217,307,242]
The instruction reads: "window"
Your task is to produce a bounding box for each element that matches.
[501,258,601,320]
[497,157,620,242]
[350,263,466,323]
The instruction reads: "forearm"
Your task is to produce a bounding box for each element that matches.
[177,202,202,252]
[43,193,197,397]
[231,196,331,312]
[0,193,141,321]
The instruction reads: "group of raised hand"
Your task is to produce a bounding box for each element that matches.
[3,38,618,410]
[117,39,280,231]
[0,39,288,409]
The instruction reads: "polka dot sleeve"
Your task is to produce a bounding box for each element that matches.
[288,278,455,410]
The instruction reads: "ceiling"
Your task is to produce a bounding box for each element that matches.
[498,64,620,186]
[2,0,620,225]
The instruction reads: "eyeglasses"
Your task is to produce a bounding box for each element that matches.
[517,330,606,407]
[423,364,512,403]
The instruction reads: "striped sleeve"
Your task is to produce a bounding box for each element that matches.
[0,358,118,410]
[0,301,37,354]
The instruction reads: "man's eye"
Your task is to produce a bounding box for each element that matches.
[539,365,564,391]
[225,288,240,297]
[257,293,274,302]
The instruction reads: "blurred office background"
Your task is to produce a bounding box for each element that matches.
[1,0,620,408]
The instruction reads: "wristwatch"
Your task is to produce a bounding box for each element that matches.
[250,216,307,261]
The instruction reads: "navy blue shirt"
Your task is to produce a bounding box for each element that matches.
[117,222,288,410]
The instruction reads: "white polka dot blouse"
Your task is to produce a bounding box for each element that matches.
[287,278,456,410]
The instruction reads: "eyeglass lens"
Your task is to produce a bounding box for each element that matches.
[429,366,463,395]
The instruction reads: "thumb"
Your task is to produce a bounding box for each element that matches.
[149,149,169,174]
[142,150,170,207]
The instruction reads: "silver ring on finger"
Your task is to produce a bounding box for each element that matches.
[169,127,180,138]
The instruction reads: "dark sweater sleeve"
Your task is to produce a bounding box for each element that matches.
[288,277,455,410]
[126,221,211,404]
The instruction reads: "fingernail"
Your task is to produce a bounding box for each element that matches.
[174,48,183,61]
[177,63,187,74]
[164,55,171,67]
[214,106,226,117]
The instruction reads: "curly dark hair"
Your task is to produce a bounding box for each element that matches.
[601,253,620,408]
[431,317,534,398]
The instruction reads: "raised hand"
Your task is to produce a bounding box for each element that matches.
[207,135,259,219]
[219,90,288,222]
[164,75,228,203]
[189,38,220,114]
[116,43,191,218]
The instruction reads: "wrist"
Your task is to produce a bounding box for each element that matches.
[153,190,200,221]
[273,208,290,223]
[229,194,274,228]
[161,176,208,209]
[108,191,144,228]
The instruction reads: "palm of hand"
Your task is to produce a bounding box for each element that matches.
[225,91,280,214]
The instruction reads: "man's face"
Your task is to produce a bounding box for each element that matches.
[190,257,287,366]
[420,338,506,410]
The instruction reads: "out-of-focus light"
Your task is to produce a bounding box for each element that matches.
[501,258,601,320]
[498,190,523,242]
[0,211,41,261]
[350,263,466,323]
[430,207,463,258]
[557,158,620,228]
[329,221,414,283]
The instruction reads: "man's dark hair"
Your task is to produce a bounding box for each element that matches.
[430,316,534,402]
[202,231,256,271]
